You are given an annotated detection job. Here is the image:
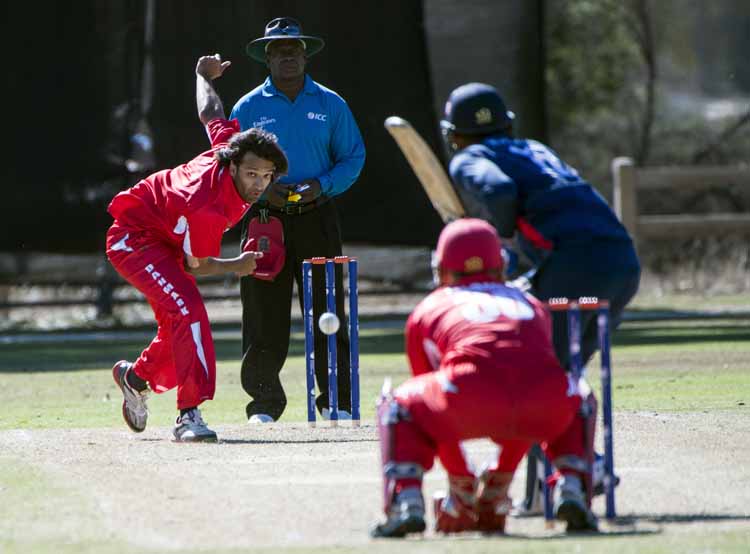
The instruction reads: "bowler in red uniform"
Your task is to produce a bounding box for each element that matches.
[371,218,598,537]
[106,54,288,442]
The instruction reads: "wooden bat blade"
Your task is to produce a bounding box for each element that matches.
[384,116,465,223]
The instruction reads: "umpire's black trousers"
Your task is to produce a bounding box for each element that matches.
[239,199,351,421]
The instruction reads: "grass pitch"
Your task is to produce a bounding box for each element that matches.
[1,317,749,553]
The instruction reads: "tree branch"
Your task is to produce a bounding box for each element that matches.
[692,108,750,163]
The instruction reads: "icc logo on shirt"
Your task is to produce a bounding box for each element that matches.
[308,112,327,121]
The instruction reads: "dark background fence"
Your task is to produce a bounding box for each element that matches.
[3,1,749,323]
[2,0,544,253]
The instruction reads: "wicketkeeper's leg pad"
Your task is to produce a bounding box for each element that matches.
[372,384,431,538]
[376,387,434,513]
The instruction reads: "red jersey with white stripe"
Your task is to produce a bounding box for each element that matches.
[107,119,248,258]
[405,282,561,376]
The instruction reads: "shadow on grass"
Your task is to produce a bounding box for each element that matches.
[615,323,750,346]
[615,513,750,524]
[501,512,749,540]
[505,529,660,540]
[219,437,378,445]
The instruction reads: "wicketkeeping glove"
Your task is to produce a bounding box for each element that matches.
[475,469,513,532]
[433,475,479,533]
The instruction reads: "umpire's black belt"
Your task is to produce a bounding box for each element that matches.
[263,197,329,216]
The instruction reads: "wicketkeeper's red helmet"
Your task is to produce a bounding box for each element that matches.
[434,218,504,283]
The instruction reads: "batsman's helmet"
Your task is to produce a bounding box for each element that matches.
[440,83,514,135]
[434,218,504,283]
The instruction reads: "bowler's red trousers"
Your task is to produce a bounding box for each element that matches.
[393,360,586,478]
[106,224,216,409]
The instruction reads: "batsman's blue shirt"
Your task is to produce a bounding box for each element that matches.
[230,76,365,197]
[449,137,631,264]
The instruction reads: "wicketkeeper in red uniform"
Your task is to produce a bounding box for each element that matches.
[371,218,598,537]
[106,55,288,442]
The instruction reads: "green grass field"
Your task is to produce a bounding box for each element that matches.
[1,319,748,430]
[1,317,749,553]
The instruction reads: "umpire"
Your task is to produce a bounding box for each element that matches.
[230,17,366,423]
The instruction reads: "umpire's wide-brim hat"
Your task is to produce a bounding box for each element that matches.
[246,17,325,63]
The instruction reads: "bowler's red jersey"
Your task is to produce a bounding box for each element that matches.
[108,118,248,258]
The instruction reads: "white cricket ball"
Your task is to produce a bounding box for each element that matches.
[318,312,340,335]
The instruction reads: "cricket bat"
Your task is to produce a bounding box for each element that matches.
[384,116,465,223]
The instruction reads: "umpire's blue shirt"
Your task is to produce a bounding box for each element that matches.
[230,76,365,197]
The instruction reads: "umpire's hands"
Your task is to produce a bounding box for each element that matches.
[265,182,291,208]
[295,179,322,203]
[196,53,231,80]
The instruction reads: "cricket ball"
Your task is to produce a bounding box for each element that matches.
[318,312,340,335]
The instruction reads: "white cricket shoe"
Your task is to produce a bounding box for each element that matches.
[172,408,217,442]
[112,360,149,433]
[248,413,275,424]
[321,408,352,421]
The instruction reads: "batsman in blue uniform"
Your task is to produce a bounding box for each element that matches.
[440,82,640,514]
